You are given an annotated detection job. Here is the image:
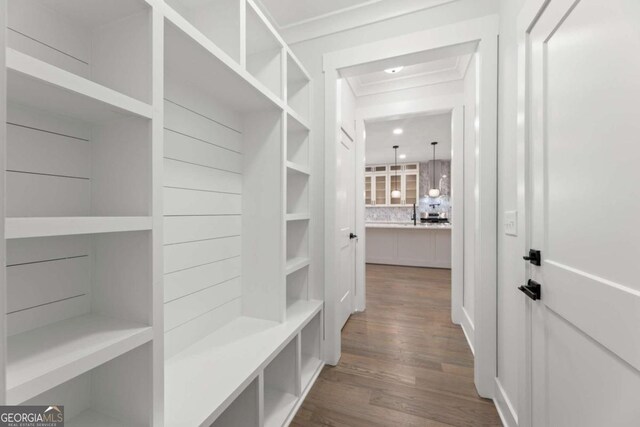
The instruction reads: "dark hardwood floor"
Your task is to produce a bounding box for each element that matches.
[292,264,501,427]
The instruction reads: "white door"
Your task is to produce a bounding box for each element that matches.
[337,129,356,329]
[525,0,640,425]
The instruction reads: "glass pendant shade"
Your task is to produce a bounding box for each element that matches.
[428,141,440,198]
[391,145,400,199]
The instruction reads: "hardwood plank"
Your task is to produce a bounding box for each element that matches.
[293,264,501,426]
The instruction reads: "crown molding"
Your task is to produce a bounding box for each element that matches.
[254,0,457,45]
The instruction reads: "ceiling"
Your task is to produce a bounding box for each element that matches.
[254,0,456,44]
[365,113,452,165]
[345,53,471,96]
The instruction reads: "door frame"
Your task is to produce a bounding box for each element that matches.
[354,100,464,319]
[323,14,499,398]
[515,1,569,426]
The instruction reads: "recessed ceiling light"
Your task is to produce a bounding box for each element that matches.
[384,66,404,74]
[393,128,403,135]
[399,154,407,159]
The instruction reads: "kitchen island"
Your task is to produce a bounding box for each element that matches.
[366,222,452,268]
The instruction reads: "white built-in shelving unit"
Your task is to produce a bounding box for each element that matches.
[0,0,320,426]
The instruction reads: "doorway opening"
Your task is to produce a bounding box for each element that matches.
[323,16,498,397]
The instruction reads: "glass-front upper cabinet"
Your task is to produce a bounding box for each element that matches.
[403,172,419,205]
[373,174,387,205]
[365,176,373,205]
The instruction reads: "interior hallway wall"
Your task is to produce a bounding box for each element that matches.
[495,0,527,423]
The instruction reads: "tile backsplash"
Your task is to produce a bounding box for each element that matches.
[366,160,452,223]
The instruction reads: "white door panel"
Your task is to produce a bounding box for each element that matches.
[337,130,355,330]
[526,0,640,425]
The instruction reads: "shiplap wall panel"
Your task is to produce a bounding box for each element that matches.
[7,124,91,178]
[164,129,242,173]
[164,188,241,216]
[163,83,244,356]
[164,158,242,194]
[6,235,91,336]
[165,256,241,303]
[164,298,242,359]
[7,295,90,337]
[7,256,89,313]
[164,216,241,245]
[164,236,241,274]
[6,172,90,217]
[7,235,90,265]
[164,102,242,153]
[7,104,91,141]
[164,277,242,331]
[6,103,91,217]
[6,0,90,77]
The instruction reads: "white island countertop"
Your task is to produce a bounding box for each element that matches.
[366,222,452,230]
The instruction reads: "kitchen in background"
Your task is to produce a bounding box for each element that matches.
[364,113,453,269]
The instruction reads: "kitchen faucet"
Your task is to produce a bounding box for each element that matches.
[412,203,417,226]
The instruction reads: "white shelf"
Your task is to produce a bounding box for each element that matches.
[67,409,145,427]
[264,390,297,427]
[163,3,284,113]
[6,49,152,122]
[164,299,322,427]
[6,217,153,239]
[287,108,310,131]
[7,314,152,404]
[286,213,310,221]
[286,257,310,275]
[287,161,310,176]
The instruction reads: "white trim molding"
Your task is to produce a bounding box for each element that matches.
[495,378,519,427]
[254,0,455,44]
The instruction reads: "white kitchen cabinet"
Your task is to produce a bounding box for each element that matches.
[365,163,419,207]
[366,225,452,268]
[365,173,388,206]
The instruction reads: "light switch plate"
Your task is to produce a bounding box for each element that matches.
[504,211,517,236]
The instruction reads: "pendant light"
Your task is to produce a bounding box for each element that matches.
[428,141,441,198]
[391,145,401,199]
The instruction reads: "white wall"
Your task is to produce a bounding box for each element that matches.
[289,0,499,305]
[495,0,527,424]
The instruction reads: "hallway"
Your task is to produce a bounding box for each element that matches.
[292,264,501,426]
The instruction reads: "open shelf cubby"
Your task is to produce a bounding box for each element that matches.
[287,220,309,264]
[23,343,152,427]
[301,312,323,390]
[7,0,152,104]
[264,338,299,427]
[287,169,310,216]
[287,266,309,308]
[287,53,311,122]
[6,231,152,405]
[164,0,242,63]
[211,377,260,427]
[246,1,283,99]
[287,112,310,166]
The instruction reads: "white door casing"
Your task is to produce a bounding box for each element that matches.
[524,0,640,425]
[336,129,355,330]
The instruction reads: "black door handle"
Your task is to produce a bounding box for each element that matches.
[349,233,358,239]
[518,279,541,300]
[523,249,541,266]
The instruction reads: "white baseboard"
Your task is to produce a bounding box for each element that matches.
[460,307,475,355]
[494,377,518,427]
